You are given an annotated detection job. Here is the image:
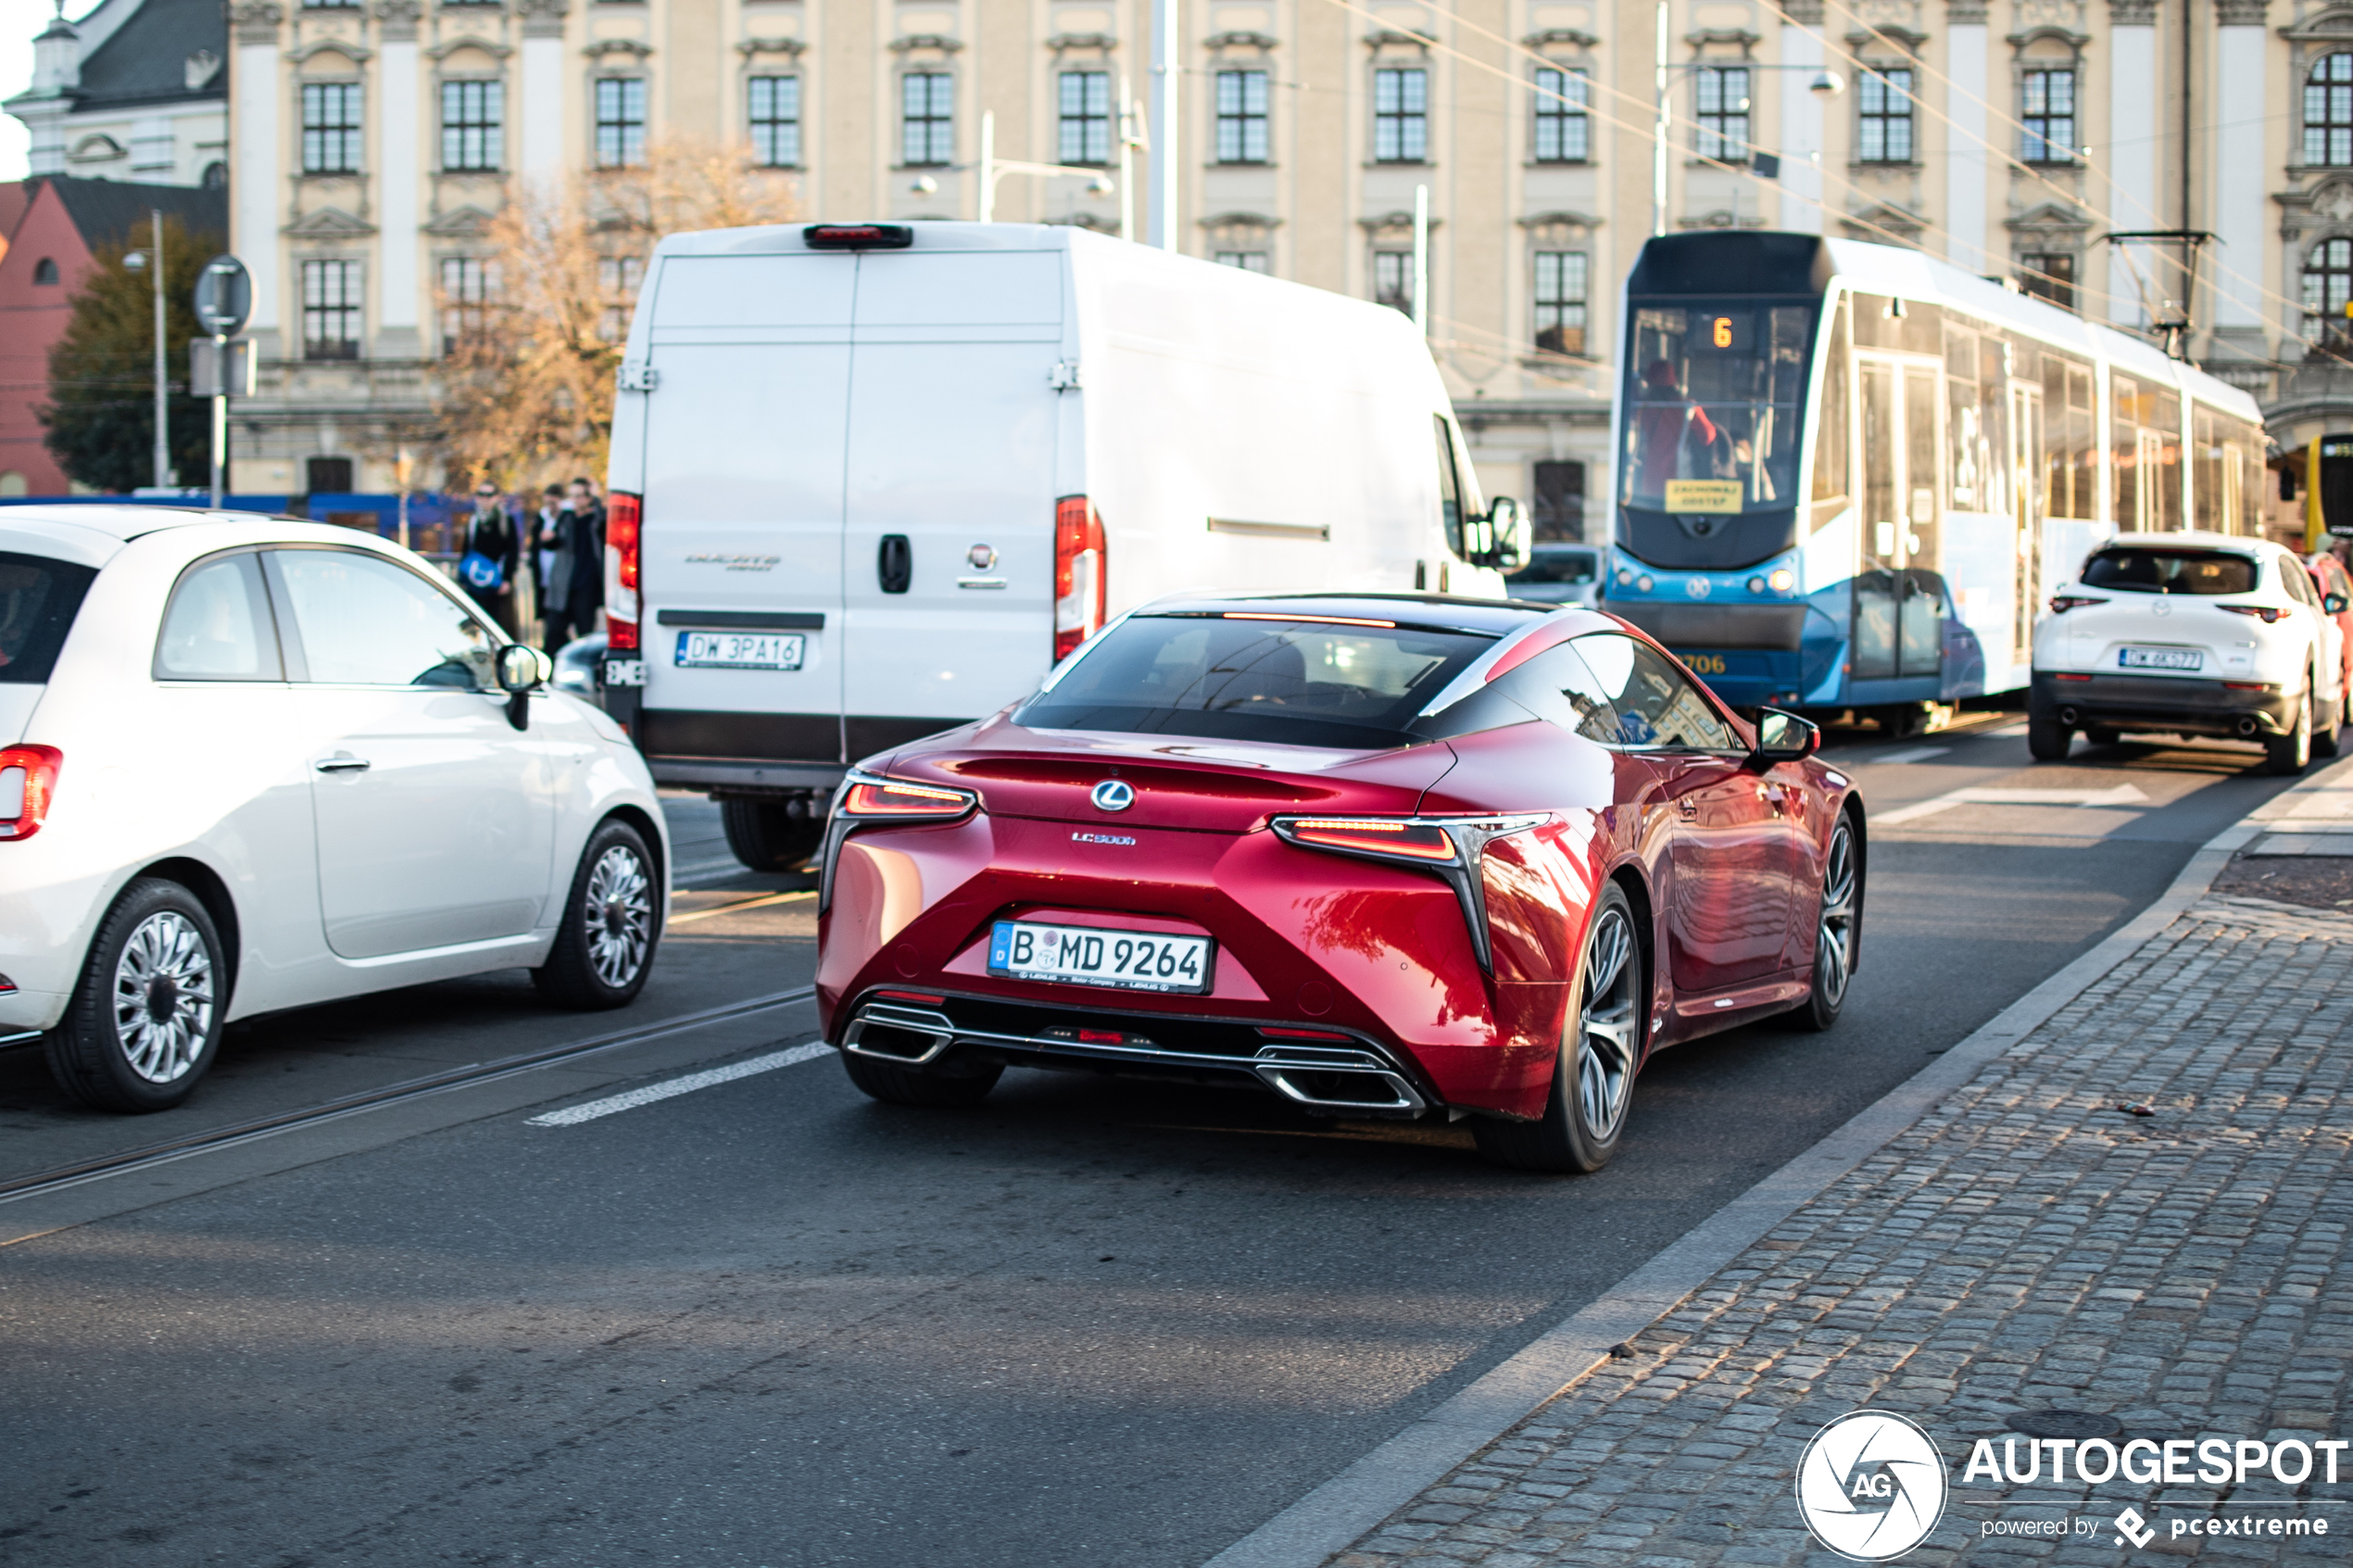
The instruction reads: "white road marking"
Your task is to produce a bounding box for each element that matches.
[1868,746,1951,766]
[525,1043,836,1126]
[1983,722,2032,737]
[1875,782,2152,826]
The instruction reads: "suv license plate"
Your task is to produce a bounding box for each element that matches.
[988,921,1214,994]
[675,631,805,671]
[2120,646,2202,671]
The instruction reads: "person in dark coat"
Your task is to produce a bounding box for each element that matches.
[541,477,606,652]
[459,483,522,638]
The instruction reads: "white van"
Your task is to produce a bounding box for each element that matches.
[599,220,1528,871]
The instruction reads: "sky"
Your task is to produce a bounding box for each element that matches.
[0,0,56,182]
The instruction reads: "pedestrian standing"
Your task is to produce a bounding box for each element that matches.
[541,477,606,652]
[459,482,521,638]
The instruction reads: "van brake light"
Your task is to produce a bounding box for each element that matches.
[0,746,63,841]
[1054,495,1106,662]
[606,491,642,651]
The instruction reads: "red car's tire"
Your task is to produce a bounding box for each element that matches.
[1788,810,1860,1034]
[1474,882,1642,1174]
[840,1049,1001,1108]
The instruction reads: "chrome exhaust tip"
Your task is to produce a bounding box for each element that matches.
[842,1003,957,1065]
[1251,1045,1427,1114]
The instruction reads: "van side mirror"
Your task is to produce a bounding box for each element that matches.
[1747,708,1820,768]
[1473,496,1531,572]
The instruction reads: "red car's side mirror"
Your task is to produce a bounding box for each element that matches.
[1748,708,1820,768]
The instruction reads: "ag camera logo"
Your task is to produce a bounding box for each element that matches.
[1796,1411,1949,1561]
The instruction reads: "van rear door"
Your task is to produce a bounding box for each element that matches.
[839,247,1064,762]
[637,252,854,767]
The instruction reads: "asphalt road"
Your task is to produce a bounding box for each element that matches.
[0,723,2310,1566]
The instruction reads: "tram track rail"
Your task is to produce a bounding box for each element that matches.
[0,985,818,1207]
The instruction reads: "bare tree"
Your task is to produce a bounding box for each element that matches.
[435,138,799,486]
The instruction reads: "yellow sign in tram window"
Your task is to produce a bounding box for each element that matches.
[1664,479,1743,514]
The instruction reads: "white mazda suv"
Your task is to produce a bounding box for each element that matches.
[2029,532,2347,774]
[0,506,670,1112]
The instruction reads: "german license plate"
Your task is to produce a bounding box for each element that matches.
[674,631,804,671]
[988,921,1214,994]
[2120,646,2202,671]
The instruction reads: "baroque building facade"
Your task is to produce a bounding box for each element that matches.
[197,0,2349,523]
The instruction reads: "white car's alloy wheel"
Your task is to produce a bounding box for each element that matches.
[583,844,654,990]
[111,909,217,1085]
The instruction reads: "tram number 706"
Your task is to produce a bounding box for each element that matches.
[1680,652,1729,676]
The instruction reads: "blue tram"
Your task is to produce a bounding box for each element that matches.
[1601,232,2270,718]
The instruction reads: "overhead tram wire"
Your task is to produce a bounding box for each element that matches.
[1401,0,2320,345]
[1312,0,2090,308]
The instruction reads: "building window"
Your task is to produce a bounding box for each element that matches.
[598,255,645,341]
[1533,66,1590,163]
[439,257,493,356]
[301,82,363,174]
[201,159,227,188]
[1373,68,1428,163]
[1057,70,1113,165]
[2020,69,2075,163]
[302,260,362,360]
[1530,459,1587,541]
[31,257,58,284]
[2020,253,2075,310]
[440,80,502,172]
[749,76,800,168]
[595,78,646,168]
[307,457,354,493]
[1373,251,1414,315]
[1533,251,1588,355]
[1694,66,1750,163]
[2304,237,2353,347]
[1215,69,1269,164]
[1214,250,1269,272]
[902,72,954,166]
[2307,53,2353,166]
[1856,69,1913,163]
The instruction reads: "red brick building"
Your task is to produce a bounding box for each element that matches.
[0,176,224,496]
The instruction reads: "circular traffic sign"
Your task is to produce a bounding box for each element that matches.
[193,255,251,336]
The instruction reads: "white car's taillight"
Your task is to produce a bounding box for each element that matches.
[0,746,63,841]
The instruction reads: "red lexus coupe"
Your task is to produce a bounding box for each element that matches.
[815,595,1864,1172]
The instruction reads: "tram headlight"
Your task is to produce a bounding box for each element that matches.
[1636,574,1655,593]
[1769,568,1796,592]
[1616,567,1633,586]
[1746,575,1766,594]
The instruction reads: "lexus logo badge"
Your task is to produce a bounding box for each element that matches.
[1090,779,1136,812]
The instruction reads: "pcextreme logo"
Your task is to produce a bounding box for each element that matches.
[1796,1411,1949,1562]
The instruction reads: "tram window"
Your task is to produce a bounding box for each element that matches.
[1620,302,1815,513]
[2238,424,2266,530]
[2112,374,2141,531]
[2193,408,2222,532]
[1945,324,1982,508]
[1853,294,1942,355]
[1977,333,2009,511]
[2151,393,2183,530]
[2041,352,2095,521]
[1811,295,1853,508]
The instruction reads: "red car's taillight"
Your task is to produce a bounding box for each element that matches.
[0,746,63,842]
[1054,495,1106,662]
[1272,812,1546,974]
[605,491,642,652]
[2219,603,2289,623]
[839,773,977,819]
[1277,818,1462,863]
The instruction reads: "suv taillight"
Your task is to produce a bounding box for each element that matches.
[0,746,63,841]
[605,491,642,651]
[1054,495,1105,662]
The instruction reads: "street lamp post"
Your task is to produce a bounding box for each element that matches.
[122,210,170,489]
[1649,32,1844,238]
[976,110,1115,224]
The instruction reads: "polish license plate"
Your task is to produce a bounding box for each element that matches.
[674,631,805,671]
[2119,646,2202,671]
[988,921,1214,994]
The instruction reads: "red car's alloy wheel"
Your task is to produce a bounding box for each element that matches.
[1473,882,1643,1174]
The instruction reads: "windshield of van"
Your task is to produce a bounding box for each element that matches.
[2082,548,2259,596]
[1015,613,1493,749]
[0,551,99,684]
[1619,302,1815,514]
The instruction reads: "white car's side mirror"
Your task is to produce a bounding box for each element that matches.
[497,645,553,693]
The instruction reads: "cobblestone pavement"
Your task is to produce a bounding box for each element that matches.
[1329,892,2353,1567]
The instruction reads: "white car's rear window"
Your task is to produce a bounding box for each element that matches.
[2082,548,2259,596]
[0,550,99,684]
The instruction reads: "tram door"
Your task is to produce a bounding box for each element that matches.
[2010,383,2045,662]
[1856,356,1946,681]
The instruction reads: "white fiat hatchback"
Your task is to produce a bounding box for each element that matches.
[2030,533,2348,774]
[0,506,669,1112]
